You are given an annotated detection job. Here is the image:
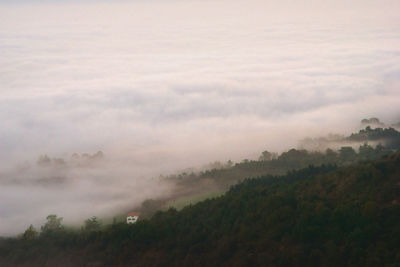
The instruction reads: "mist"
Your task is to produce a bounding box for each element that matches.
[1,0,400,235]
[0,152,175,236]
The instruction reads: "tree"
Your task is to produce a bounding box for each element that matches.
[259,150,272,161]
[37,155,51,167]
[41,214,63,233]
[361,117,384,127]
[375,143,384,152]
[84,216,101,231]
[339,147,356,163]
[92,151,104,160]
[325,148,338,162]
[22,225,38,240]
[358,143,374,160]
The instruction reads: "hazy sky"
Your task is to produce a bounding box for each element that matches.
[1,0,400,235]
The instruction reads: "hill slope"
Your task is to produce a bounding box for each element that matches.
[1,152,400,266]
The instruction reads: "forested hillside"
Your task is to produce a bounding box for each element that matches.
[1,151,399,266]
[139,125,399,215]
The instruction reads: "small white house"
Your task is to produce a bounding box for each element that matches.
[126,212,140,224]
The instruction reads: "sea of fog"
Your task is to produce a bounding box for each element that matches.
[0,0,400,235]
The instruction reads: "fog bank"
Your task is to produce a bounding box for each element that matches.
[1,0,400,235]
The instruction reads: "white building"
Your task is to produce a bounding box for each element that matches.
[126,212,140,224]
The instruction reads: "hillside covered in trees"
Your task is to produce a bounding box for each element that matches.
[1,150,400,266]
[138,124,400,214]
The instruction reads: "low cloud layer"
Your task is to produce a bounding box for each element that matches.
[1,0,400,235]
[0,152,174,236]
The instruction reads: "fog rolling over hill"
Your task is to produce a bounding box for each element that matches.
[0,152,174,236]
[1,1,400,265]
[1,149,400,266]
[1,121,399,236]
[1,0,400,239]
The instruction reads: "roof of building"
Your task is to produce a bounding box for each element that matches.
[127,212,140,217]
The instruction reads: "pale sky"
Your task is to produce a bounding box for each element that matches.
[1,0,400,235]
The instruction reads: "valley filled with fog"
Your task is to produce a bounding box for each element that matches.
[1,0,400,235]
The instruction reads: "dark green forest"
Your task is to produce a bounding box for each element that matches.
[1,150,400,266]
[141,126,398,214]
